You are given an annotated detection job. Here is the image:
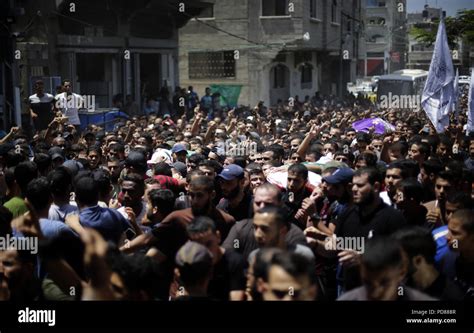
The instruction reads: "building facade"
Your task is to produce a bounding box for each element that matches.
[407,5,466,73]
[364,0,407,76]
[179,0,365,107]
[1,0,208,130]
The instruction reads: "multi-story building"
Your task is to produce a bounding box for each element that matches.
[179,0,365,106]
[1,0,208,130]
[364,0,407,77]
[407,5,466,72]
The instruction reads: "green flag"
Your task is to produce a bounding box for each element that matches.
[210,84,242,107]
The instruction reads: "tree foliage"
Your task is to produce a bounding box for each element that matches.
[410,9,474,49]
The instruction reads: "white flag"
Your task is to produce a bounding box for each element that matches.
[421,19,455,133]
[467,69,474,134]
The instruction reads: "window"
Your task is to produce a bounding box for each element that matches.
[366,0,378,7]
[272,64,287,88]
[367,52,385,58]
[262,0,289,16]
[300,63,313,89]
[197,5,214,18]
[368,17,385,25]
[368,34,385,43]
[188,51,236,79]
[294,51,312,67]
[331,0,338,23]
[310,0,318,18]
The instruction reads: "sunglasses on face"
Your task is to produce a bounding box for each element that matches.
[270,288,301,299]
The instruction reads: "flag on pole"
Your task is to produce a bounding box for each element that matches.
[467,69,474,134]
[421,19,455,133]
[453,68,459,119]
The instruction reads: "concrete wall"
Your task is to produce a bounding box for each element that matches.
[179,0,362,105]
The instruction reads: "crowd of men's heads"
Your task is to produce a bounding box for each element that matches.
[0,90,473,301]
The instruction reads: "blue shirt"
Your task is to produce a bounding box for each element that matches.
[79,205,131,244]
[13,218,79,279]
[48,203,79,223]
[433,225,449,266]
[39,218,78,240]
[200,95,213,112]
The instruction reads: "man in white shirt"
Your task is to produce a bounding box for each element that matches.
[55,80,83,130]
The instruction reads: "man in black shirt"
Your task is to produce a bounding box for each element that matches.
[222,183,307,260]
[335,167,407,244]
[187,216,246,301]
[282,163,313,230]
[394,227,464,300]
[217,164,253,221]
[28,80,55,132]
[312,167,407,294]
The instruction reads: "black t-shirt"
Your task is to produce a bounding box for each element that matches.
[282,187,312,230]
[221,218,307,260]
[335,200,407,239]
[208,249,247,301]
[29,93,55,131]
[423,274,465,301]
[217,191,254,222]
[334,200,407,292]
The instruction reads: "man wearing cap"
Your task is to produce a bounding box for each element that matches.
[171,144,187,164]
[187,216,247,301]
[309,167,355,234]
[305,167,354,300]
[48,147,66,169]
[124,151,148,179]
[174,241,214,300]
[83,131,96,149]
[217,164,254,221]
[147,149,173,167]
[310,167,407,297]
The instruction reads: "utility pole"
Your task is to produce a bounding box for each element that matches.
[339,9,361,99]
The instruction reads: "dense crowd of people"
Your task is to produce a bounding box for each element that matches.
[0,79,472,301]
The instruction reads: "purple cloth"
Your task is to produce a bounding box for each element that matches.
[352,117,395,134]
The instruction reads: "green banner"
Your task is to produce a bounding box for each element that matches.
[210,84,242,107]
